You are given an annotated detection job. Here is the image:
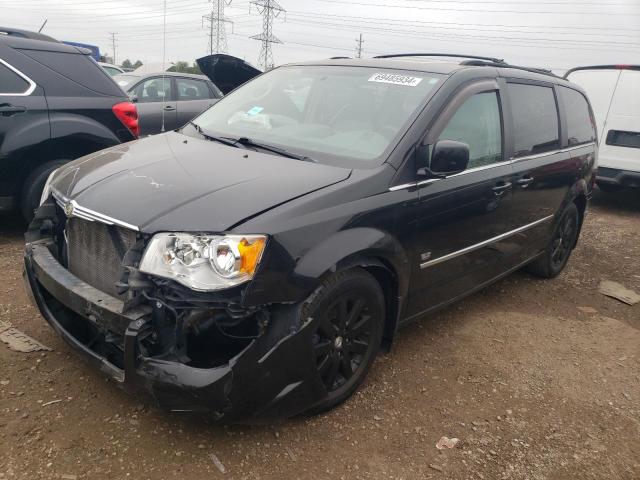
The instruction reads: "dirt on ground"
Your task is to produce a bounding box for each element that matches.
[1,189,639,480]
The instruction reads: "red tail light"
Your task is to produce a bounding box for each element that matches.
[112,101,139,138]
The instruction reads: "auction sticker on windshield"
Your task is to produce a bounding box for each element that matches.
[368,72,423,86]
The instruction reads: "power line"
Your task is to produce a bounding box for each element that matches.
[203,0,233,54]
[355,33,364,58]
[250,0,285,70]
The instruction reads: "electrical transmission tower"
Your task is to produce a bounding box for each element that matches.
[250,0,285,71]
[203,0,233,54]
[108,32,117,64]
[355,33,364,58]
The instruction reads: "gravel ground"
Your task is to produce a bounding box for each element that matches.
[1,189,639,480]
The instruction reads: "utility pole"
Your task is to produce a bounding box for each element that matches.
[355,33,364,58]
[202,0,233,54]
[250,0,284,71]
[108,32,117,64]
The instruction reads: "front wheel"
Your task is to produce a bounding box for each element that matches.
[526,202,580,278]
[303,268,385,414]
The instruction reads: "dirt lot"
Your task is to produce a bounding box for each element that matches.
[1,189,639,480]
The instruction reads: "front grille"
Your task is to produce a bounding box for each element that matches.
[65,218,138,298]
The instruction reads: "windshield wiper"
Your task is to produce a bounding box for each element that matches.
[234,137,316,162]
[187,121,243,149]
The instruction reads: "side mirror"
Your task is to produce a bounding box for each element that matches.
[129,94,139,103]
[428,140,470,176]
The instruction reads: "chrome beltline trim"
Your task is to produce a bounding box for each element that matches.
[52,190,140,232]
[419,214,554,269]
[389,142,596,192]
[0,58,37,96]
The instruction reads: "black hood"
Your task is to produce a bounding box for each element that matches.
[50,132,351,233]
[196,54,262,94]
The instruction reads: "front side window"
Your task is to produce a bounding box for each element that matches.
[177,78,212,100]
[194,66,444,167]
[508,83,559,157]
[0,60,30,94]
[560,87,595,146]
[437,91,502,169]
[131,77,172,103]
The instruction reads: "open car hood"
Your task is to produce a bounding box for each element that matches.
[196,54,262,94]
[50,132,351,233]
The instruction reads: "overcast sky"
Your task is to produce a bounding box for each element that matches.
[3,0,640,74]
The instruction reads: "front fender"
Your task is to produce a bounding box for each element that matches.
[243,227,410,308]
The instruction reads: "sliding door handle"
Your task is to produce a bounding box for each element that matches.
[517,176,534,188]
[492,182,512,196]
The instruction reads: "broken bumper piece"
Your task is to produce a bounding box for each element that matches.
[23,242,326,421]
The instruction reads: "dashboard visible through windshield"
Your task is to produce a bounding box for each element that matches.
[192,66,444,167]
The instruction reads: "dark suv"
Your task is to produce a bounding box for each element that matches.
[24,54,597,421]
[0,27,137,221]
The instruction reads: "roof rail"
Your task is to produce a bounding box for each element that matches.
[564,64,640,78]
[0,27,58,42]
[373,53,506,64]
[460,59,561,79]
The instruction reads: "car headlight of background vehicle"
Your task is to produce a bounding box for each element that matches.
[139,233,267,291]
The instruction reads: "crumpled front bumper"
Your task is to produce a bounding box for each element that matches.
[24,241,327,421]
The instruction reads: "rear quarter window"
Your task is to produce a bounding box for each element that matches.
[559,87,596,145]
[18,49,124,97]
[507,83,560,157]
[0,60,30,94]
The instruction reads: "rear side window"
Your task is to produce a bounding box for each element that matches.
[131,77,172,103]
[560,87,596,145]
[18,49,123,97]
[508,83,560,157]
[606,130,640,149]
[0,60,30,94]
[176,78,212,100]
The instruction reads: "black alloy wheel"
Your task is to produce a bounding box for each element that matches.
[527,202,580,278]
[303,268,384,413]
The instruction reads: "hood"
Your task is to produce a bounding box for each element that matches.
[51,132,351,233]
[196,54,262,94]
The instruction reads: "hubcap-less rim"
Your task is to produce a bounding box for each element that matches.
[312,294,374,393]
[551,213,576,268]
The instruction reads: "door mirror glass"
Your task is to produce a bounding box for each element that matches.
[429,140,470,175]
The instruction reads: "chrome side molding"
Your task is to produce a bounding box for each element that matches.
[419,215,554,269]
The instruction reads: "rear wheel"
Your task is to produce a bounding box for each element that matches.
[303,268,384,414]
[526,202,580,279]
[20,159,69,223]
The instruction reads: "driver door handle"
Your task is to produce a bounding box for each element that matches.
[492,182,512,196]
[163,105,176,111]
[517,176,534,188]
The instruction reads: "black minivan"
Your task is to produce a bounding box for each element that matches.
[24,54,597,421]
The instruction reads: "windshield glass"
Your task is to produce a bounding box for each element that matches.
[193,66,444,167]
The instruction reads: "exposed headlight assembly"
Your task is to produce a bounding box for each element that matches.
[139,233,267,291]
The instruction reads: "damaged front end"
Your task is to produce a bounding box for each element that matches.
[23,199,327,421]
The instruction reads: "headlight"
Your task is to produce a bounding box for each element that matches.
[39,168,59,205]
[139,233,267,291]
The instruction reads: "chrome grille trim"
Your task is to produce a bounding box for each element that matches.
[52,190,139,231]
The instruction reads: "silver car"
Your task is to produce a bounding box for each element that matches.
[114,71,223,136]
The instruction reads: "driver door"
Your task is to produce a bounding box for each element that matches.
[404,80,520,318]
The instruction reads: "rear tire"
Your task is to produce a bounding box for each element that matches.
[20,160,69,223]
[526,202,580,279]
[303,268,385,415]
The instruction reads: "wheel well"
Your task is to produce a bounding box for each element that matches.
[334,257,400,352]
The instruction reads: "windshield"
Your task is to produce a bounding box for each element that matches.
[193,66,444,167]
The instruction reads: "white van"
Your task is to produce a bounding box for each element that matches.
[565,66,640,191]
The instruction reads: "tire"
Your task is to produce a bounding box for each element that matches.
[20,160,69,223]
[302,268,385,414]
[526,202,580,279]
